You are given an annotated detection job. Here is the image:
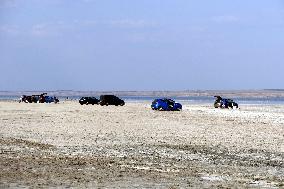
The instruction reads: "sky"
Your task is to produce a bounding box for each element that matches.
[1,0,284,91]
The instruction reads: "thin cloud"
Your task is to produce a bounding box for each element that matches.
[75,19,99,26]
[211,15,240,23]
[1,22,64,37]
[31,24,50,37]
[110,19,158,29]
[73,19,158,29]
[0,25,20,35]
[81,0,96,2]
[3,19,158,38]
[30,22,63,37]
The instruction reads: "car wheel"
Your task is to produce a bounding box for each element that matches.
[158,107,163,111]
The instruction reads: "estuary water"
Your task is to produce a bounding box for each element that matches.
[2,95,284,105]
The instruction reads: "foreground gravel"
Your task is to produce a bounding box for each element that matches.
[0,101,283,188]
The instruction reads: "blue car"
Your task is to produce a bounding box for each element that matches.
[151,98,182,111]
[44,96,59,103]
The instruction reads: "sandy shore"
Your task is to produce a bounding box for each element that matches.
[0,101,283,188]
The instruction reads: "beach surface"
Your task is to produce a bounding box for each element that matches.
[0,101,283,188]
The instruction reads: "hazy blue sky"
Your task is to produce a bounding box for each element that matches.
[1,0,284,91]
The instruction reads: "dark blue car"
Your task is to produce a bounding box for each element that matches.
[44,96,59,103]
[151,98,182,111]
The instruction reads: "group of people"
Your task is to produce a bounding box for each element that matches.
[19,93,59,104]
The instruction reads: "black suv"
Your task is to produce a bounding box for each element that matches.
[79,97,100,105]
[99,95,125,106]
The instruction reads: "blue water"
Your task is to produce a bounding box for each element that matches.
[122,96,284,105]
[2,95,284,105]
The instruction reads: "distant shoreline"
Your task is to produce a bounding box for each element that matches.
[1,90,284,98]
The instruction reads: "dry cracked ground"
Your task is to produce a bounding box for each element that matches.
[0,101,284,188]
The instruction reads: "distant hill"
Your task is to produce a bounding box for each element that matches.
[1,90,284,98]
[264,89,284,91]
